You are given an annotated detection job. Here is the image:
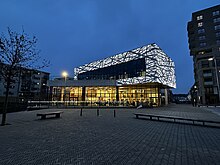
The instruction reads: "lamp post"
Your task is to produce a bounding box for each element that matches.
[208,57,220,102]
[62,71,68,105]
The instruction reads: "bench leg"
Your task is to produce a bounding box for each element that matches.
[136,115,139,119]
[56,113,61,118]
[41,115,46,119]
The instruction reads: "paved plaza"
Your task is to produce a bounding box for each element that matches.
[0,104,220,165]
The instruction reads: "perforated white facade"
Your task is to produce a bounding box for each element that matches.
[74,43,176,88]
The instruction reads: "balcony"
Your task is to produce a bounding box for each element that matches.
[204,81,213,86]
[203,73,212,77]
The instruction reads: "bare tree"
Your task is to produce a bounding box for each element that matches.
[0,27,49,126]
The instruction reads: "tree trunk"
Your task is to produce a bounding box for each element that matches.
[1,81,10,126]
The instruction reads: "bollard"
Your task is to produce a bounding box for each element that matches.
[97,109,99,116]
[80,108,82,116]
[114,110,116,117]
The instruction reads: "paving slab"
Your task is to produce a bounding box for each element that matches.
[0,104,220,165]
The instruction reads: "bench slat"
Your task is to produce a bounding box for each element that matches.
[134,113,220,126]
[37,111,63,119]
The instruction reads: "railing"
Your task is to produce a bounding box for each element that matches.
[27,100,137,109]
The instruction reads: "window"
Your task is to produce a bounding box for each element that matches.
[215,25,220,30]
[217,40,220,45]
[198,29,205,34]
[200,42,207,47]
[213,10,220,16]
[204,77,212,82]
[198,22,203,27]
[214,18,220,23]
[205,87,213,94]
[217,59,220,67]
[199,36,206,40]
[201,61,209,68]
[203,70,212,74]
[203,69,212,77]
[4,91,14,95]
[197,15,203,20]
[216,32,220,37]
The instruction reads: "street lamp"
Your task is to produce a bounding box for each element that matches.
[208,57,220,102]
[62,71,68,105]
[62,71,68,80]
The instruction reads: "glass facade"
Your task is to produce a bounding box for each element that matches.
[78,58,146,80]
[118,85,159,106]
[52,87,83,101]
[51,84,160,107]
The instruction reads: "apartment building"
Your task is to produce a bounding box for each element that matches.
[188,5,220,104]
[0,64,49,104]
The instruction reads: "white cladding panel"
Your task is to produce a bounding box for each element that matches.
[74,43,176,88]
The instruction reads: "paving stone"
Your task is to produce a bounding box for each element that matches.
[0,104,220,164]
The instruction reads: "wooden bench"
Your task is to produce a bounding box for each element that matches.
[134,113,220,127]
[37,111,63,119]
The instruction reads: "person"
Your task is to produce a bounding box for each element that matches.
[194,99,197,107]
[192,98,197,107]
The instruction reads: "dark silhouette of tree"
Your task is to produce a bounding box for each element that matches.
[0,27,49,126]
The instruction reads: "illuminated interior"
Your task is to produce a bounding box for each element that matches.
[86,87,116,102]
[118,85,159,106]
[52,87,83,102]
[51,84,160,106]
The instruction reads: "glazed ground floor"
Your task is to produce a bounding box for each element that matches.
[49,84,169,107]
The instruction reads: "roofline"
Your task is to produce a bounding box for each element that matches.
[74,43,158,68]
[192,4,220,15]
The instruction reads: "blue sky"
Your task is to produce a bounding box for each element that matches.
[0,0,219,93]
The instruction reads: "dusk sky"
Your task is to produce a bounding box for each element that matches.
[0,0,219,93]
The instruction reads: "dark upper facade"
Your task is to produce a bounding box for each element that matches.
[187,5,220,104]
[188,5,220,56]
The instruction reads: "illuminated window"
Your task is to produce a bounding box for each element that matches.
[214,18,220,23]
[198,22,203,27]
[198,29,205,34]
[85,86,116,104]
[199,36,206,40]
[197,15,203,20]
[216,32,220,37]
[215,25,220,30]
[213,11,220,16]
[200,42,206,47]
